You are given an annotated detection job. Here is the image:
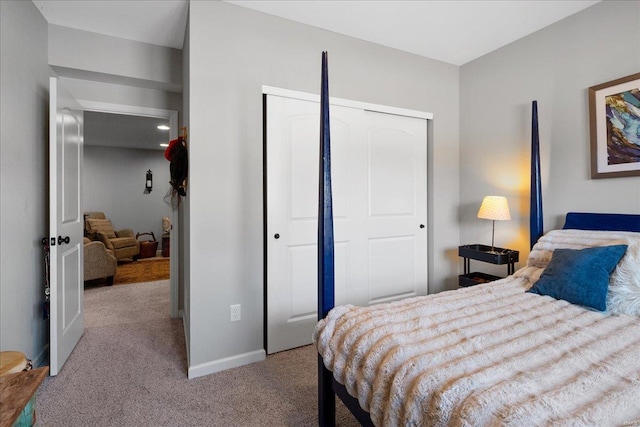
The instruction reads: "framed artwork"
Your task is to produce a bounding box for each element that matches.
[588,72,640,179]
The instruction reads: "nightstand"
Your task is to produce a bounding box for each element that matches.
[458,244,519,287]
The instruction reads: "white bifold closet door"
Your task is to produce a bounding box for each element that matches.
[266,92,428,354]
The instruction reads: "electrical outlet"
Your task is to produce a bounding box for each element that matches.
[230,304,241,322]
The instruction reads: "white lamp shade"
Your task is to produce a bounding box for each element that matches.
[477,196,511,221]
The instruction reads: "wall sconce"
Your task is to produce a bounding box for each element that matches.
[145,169,153,193]
[477,196,511,253]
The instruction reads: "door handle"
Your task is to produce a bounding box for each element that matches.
[419,224,425,229]
[274,233,280,239]
[58,235,70,245]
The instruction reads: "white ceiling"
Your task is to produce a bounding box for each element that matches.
[226,0,600,66]
[33,0,599,65]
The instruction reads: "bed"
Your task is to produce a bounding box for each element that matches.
[313,53,640,427]
[315,218,640,426]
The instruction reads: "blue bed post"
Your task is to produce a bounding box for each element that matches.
[530,100,543,248]
[318,51,336,427]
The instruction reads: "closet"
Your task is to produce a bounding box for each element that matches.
[264,87,431,353]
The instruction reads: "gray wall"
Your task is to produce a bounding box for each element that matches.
[0,2,183,367]
[49,24,182,94]
[186,1,461,376]
[0,1,50,364]
[460,0,640,276]
[83,146,172,245]
[48,24,182,126]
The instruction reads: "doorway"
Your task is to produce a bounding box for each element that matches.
[80,101,180,318]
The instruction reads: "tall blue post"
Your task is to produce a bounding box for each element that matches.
[318,51,335,427]
[530,100,543,248]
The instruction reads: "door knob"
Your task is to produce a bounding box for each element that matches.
[419,224,425,229]
[274,233,280,239]
[58,235,70,245]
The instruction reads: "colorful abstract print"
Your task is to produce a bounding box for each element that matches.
[605,87,640,165]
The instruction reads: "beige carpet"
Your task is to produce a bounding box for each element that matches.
[37,280,360,426]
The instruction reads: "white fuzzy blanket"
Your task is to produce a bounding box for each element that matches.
[313,230,640,426]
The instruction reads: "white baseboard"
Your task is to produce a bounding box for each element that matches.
[187,349,266,379]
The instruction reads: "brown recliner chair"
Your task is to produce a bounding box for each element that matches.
[83,237,117,285]
[84,212,140,261]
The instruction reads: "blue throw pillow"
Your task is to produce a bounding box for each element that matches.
[527,244,628,311]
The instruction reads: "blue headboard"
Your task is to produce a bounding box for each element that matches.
[563,212,640,232]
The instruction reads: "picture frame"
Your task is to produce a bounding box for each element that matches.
[588,72,640,179]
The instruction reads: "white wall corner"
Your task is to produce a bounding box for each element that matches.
[182,310,190,369]
[33,343,50,369]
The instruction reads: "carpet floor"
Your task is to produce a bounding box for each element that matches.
[36,280,359,426]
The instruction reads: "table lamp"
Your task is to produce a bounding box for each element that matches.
[477,196,511,253]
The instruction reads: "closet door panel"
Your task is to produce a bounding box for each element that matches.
[266,93,428,353]
[363,111,428,304]
[266,95,361,354]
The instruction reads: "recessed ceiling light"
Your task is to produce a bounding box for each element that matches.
[160,143,169,147]
[157,125,170,130]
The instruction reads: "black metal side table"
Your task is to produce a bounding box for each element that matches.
[458,244,519,287]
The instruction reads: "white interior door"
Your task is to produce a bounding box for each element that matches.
[49,77,84,376]
[266,96,363,354]
[362,110,428,305]
[266,92,428,354]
